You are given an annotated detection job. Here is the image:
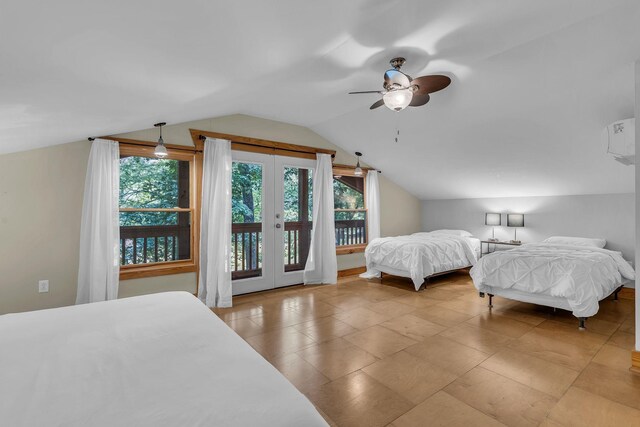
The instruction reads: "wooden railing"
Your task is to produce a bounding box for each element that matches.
[335,219,366,246]
[120,225,189,265]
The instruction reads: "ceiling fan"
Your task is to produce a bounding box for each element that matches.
[349,57,451,112]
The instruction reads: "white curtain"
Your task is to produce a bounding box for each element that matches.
[198,137,233,308]
[304,153,337,284]
[76,139,120,304]
[360,169,381,279]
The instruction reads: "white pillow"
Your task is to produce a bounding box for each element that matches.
[542,236,606,248]
[429,229,472,237]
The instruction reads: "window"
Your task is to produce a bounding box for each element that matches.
[332,165,367,254]
[118,144,200,279]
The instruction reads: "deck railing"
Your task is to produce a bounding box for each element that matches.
[120,225,188,265]
[335,219,366,246]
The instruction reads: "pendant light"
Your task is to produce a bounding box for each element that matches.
[354,152,363,176]
[154,122,168,157]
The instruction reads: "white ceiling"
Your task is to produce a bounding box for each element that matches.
[1,0,639,199]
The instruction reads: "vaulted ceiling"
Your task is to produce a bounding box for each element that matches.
[1,0,639,199]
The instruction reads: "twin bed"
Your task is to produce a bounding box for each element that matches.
[0,292,327,426]
[365,231,634,329]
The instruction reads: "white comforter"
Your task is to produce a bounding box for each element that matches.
[0,292,327,427]
[470,243,635,317]
[365,232,479,290]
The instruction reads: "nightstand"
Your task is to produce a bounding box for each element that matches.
[480,240,522,258]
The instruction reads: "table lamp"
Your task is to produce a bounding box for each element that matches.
[507,214,524,243]
[485,213,501,242]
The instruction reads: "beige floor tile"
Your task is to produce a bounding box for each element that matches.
[389,391,506,427]
[380,314,446,341]
[323,294,371,311]
[307,371,413,427]
[465,312,533,338]
[362,351,457,404]
[438,299,492,317]
[268,352,330,394]
[212,303,263,321]
[420,287,465,301]
[404,335,490,376]
[573,361,640,410]
[293,300,344,318]
[297,337,378,380]
[334,306,394,329]
[439,324,512,354]
[391,294,442,309]
[480,348,579,398]
[444,367,557,427]
[619,316,635,334]
[244,326,316,359]
[412,305,475,327]
[546,387,640,427]
[592,344,633,371]
[552,314,621,336]
[368,300,416,317]
[508,329,597,371]
[535,320,609,349]
[294,316,359,343]
[492,303,549,326]
[223,316,264,339]
[608,330,636,350]
[344,325,418,358]
[248,308,314,331]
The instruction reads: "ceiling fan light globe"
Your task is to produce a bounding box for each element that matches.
[383,89,413,112]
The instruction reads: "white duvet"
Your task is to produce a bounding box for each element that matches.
[470,243,635,317]
[0,292,327,427]
[364,232,479,290]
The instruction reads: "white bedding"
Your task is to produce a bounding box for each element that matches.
[0,292,327,427]
[470,243,635,317]
[364,232,479,290]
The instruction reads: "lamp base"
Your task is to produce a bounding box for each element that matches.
[510,240,521,244]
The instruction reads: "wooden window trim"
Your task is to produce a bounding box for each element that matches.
[189,129,336,160]
[117,142,203,280]
[333,165,368,254]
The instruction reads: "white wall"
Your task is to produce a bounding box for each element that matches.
[422,193,635,268]
[635,59,639,352]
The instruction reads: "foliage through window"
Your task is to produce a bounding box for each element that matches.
[333,173,367,247]
[119,152,192,268]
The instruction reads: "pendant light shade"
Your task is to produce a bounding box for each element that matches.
[154,122,168,157]
[354,151,363,176]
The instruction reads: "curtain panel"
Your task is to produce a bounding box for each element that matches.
[304,153,337,284]
[76,139,120,304]
[198,138,233,307]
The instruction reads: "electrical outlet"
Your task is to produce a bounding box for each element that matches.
[38,280,49,293]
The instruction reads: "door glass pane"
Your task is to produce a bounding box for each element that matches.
[283,167,313,272]
[231,161,263,280]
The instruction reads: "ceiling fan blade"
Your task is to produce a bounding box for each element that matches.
[369,99,384,110]
[409,93,430,107]
[411,75,451,95]
[349,90,382,95]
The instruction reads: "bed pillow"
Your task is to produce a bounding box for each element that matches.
[429,229,473,237]
[542,236,606,248]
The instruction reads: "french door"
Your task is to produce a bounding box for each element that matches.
[231,151,314,295]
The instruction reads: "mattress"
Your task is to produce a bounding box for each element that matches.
[364,232,480,290]
[0,292,327,427]
[470,243,635,317]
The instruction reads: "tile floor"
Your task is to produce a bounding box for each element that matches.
[213,271,639,427]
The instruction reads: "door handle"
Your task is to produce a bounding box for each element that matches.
[275,223,282,229]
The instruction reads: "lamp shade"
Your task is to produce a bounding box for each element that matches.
[485,213,501,226]
[507,214,525,227]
